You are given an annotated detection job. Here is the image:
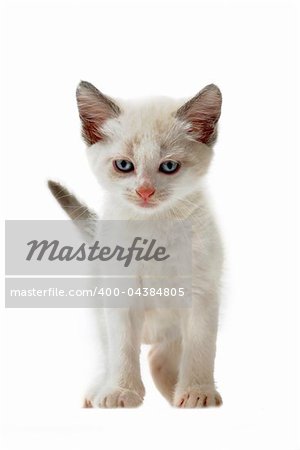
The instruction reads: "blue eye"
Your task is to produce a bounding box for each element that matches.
[114,159,134,173]
[159,160,180,174]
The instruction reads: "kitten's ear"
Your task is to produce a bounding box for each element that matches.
[76,81,121,145]
[176,84,222,145]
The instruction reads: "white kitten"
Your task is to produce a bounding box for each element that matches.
[50,81,223,408]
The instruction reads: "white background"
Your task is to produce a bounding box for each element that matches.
[0,1,298,449]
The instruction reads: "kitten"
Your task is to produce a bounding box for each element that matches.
[49,81,223,408]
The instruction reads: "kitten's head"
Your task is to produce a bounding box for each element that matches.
[76,81,222,215]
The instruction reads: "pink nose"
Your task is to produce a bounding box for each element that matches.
[136,186,155,201]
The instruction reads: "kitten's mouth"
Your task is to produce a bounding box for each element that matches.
[125,191,166,210]
[126,195,158,209]
[136,200,157,208]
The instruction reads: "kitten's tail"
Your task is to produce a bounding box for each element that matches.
[47,180,98,238]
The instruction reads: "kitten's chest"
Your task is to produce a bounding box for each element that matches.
[138,222,192,275]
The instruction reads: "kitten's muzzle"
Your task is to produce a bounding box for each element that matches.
[135,186,156,202]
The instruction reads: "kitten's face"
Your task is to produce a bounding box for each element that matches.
[77,82,221,215]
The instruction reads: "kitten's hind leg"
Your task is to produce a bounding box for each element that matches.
[148,340,181,404]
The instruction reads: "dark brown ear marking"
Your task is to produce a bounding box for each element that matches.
[48,180,97,221]
[76,81,121,146]
[176,84,222,145]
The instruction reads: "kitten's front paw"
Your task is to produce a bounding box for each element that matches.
[84,387,144,408]
[174,385,222,408]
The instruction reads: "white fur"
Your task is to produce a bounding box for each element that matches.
[80,87,223,408]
